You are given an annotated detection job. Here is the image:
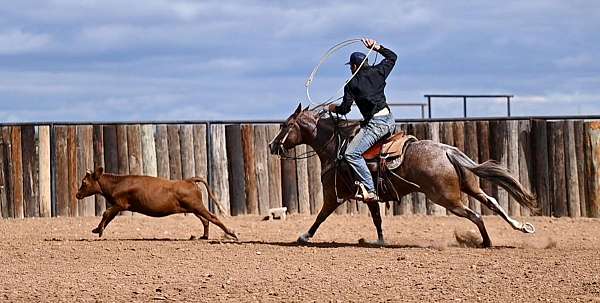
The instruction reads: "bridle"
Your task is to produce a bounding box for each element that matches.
[272,110,343,161]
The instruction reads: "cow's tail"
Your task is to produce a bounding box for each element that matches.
[190,177,229,217]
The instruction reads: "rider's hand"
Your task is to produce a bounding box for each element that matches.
[362,38,380,51]
[327,104,337,112]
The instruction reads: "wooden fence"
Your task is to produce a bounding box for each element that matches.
[0,118,599,219]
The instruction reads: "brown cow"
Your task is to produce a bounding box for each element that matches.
[76,167,237,240]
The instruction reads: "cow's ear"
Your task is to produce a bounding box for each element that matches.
[93,167,104,180]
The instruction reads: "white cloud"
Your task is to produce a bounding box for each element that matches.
[0,0,599,122]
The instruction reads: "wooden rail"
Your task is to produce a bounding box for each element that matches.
[0,118,598,219]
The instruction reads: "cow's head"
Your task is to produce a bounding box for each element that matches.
[76,167,104,199]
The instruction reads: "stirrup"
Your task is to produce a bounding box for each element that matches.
[354,182,379,202]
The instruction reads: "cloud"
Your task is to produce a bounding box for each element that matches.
[0,0,599,122]
[0,29,51,54]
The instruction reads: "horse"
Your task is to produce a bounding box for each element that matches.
[269,104,537,247]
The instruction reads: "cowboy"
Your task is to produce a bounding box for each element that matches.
[328,38,397,202]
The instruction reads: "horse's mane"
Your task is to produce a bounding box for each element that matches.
[318,116,361,138]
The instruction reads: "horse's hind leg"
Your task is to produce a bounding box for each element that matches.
[469,190,535,234]
[360,202,385,245]
[448,206,492,248]
[193,213,210,239]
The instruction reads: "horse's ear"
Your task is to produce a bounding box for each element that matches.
[294,103,302,115]
[303,105,309,112]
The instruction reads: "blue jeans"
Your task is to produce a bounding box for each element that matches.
[344,113,395,193]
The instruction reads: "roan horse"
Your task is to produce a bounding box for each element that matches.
[269,104,537,247]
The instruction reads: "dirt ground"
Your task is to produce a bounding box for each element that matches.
[1,213,599,302]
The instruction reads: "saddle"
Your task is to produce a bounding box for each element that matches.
[362,131,417,170]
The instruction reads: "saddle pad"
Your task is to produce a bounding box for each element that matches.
[363,132,418,160]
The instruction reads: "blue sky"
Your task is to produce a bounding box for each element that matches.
[0,0,599,122]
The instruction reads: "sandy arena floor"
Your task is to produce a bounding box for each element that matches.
[0,213,599,302]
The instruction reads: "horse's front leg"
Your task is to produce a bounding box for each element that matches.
[358,201,385,246]
[298,191,340,244]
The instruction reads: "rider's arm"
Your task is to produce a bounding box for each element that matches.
[375,46,397,79]
[331,85,354,115]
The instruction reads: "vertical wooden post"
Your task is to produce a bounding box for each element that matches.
[531,120,551,216]
[179,125,195,179]
[54,126,69,217]
[226,124,246,216]
[253,125,271,215]
[10,127,24,218]
[102,126,118,174]
[584,121,600,217]
[167,125,182,180]
[463,121,480,213]
[476,121,494,215]
[21,125,38,217]
[210,124,230,215]
[38,126,52,217]
[116,125,130,215]
[141,125,158,177]
[549,121,568,217]
[93,126,106,215]
[77,126,95,217]
[427,122,445,216]
[307,145,324,215]
[67,126,78,217]
[266,125,282,209]
[281,150,298,214]
[489,120,509,212]
[241,124,259,214]
[574,121,587,217]
[0,127,11,218]
[295,145,310,214]
[192,125,208,209]
[154,125,170,179]
[564,121,581,217]
[116,125,129,175]
[517,120,533,216]
[127,124,143,175]
[507,121,521,217]
[127,124,142,216]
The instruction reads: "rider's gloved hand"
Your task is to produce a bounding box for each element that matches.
[327,104,337,112]
[362,38,381,51]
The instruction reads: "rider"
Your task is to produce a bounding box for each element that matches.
[327,38,397,202]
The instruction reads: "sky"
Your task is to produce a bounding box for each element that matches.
[0,0,599,122]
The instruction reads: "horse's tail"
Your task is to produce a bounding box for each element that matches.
[190,177,229,217]
[445,146,538,212]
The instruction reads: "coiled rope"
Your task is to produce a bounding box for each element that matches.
[306,38,377,111]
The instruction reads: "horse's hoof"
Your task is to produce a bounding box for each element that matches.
[199,235,209,240]
[297,234,310,245]
[358,238,385,246]
[521,222,535,234]
[91,227,100,234]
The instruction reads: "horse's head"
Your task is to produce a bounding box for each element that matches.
[269,103,319,156]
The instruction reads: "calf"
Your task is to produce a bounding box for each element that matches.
[76,167,237,240]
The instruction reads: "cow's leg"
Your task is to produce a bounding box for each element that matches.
[193,206,238,240]
[92,206,121,237]
[194,214,210,239]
